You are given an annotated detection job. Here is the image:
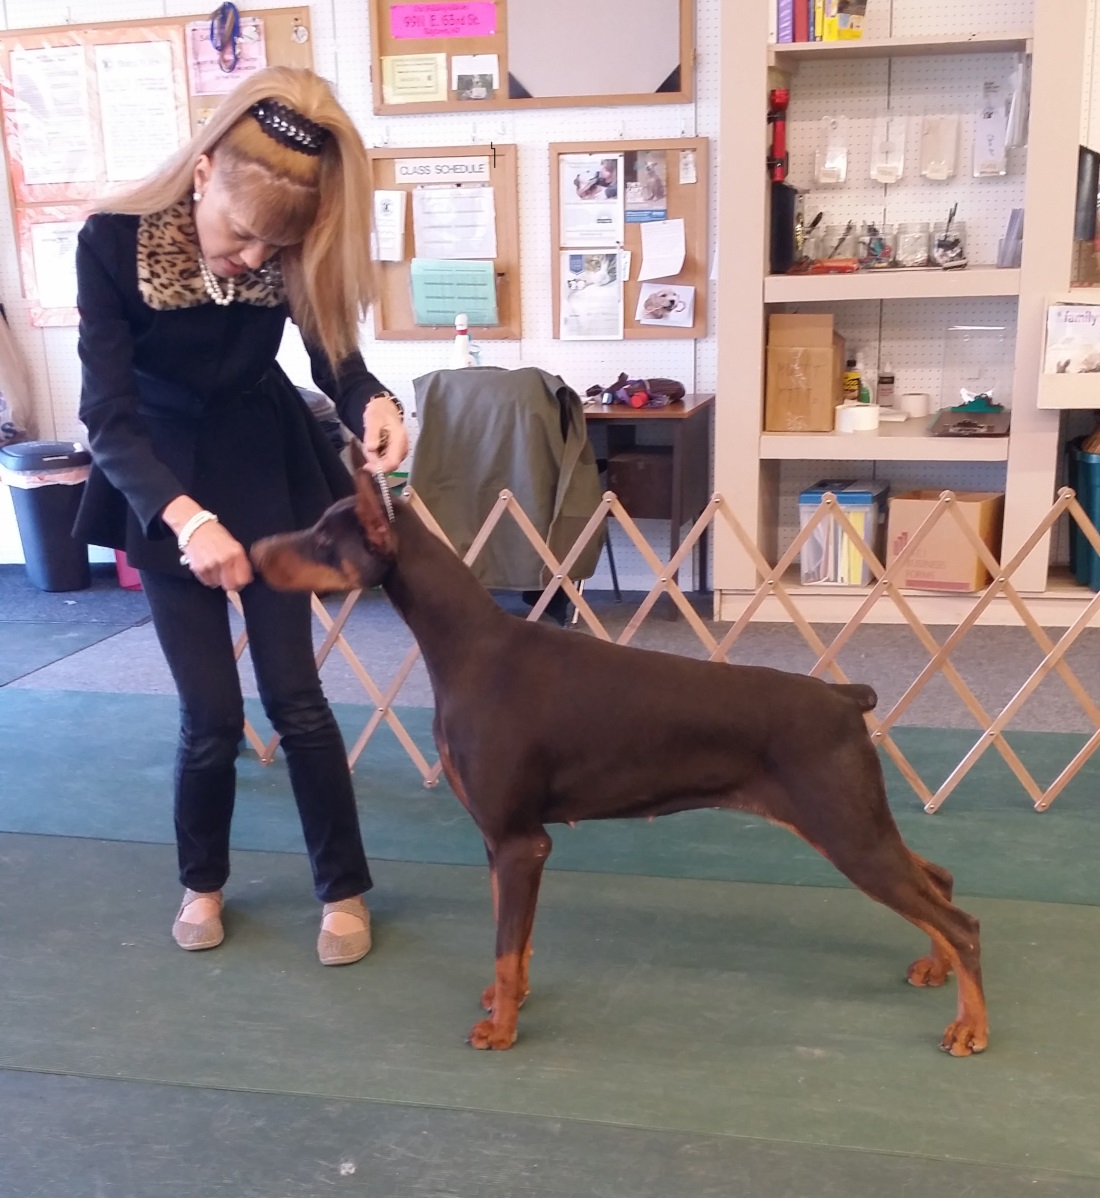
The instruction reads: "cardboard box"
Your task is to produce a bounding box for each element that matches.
[886,491,1004,592]
[764,314,846,432]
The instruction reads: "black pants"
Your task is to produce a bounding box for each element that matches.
[141,569,372,902]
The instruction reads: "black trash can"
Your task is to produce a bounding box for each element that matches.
[0,440,92,591]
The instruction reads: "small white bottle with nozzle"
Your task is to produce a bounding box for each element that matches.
[451,313,478,369]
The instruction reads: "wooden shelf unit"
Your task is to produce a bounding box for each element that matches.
[768,31,1033,65]
[759,423,1011,463]
[764,266,1020,303]
[716,0,1089,624]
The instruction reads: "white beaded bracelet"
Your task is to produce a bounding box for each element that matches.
[177,510,219,560]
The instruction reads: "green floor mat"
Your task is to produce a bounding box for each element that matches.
[0,624,131,685]
[2,690,1100,904]
[2,1070,1094,1198]
[2,832,1098,1177]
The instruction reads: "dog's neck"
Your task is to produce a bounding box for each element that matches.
[382,503,506,683]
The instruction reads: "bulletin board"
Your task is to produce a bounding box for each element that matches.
[366,142,521,340]
[0,8,312,326]
[368,0,694,116]
[549,138,708,341]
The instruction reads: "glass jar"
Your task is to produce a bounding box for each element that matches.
[896,221,931,268]
[858,223,896,269]
[815,223,858,263]
[932,219,967,267]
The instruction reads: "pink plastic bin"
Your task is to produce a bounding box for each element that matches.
[114,550,142,590]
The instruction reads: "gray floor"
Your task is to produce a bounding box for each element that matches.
[5,564,1100,733]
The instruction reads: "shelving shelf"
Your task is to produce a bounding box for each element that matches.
[768,32,1033,65]
[717,1,1086,620]
[759,423,1010,462]
[765,267,1020,303]
[717,566,1097,627]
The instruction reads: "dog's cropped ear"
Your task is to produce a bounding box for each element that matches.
[348,437,368,473]
[353,470,396,559]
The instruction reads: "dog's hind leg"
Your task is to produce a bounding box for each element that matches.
[906,854,956,988]
[812,817,987,1056]
[468,828,552,1050]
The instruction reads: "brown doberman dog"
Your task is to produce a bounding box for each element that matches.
[252,473,988,1057]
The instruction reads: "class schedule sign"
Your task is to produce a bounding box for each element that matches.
[394,156,491,182]
[390,2,497,40]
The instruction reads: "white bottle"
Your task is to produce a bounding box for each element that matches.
[451,313,477,369]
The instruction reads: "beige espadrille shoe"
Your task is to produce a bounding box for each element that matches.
[171,889,224,951]
[317,896,371,966]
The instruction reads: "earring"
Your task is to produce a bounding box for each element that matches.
[192,190,203,202]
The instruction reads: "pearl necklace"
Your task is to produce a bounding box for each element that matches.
[197,255,237,307]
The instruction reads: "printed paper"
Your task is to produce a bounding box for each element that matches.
[410,258,499,326]
[636,282,695,328]
[390,2,497,39]
[9,46,95,186]
[95,42,185,184]
[560,154,624,248]
[413,185,497,260]
[625,149,668,224]
[638,217,686,281]
[30,220,81,309]
[186,16,267,96]
[381,53,448,104]
[560,250,623,340]
[373,190,407,262]
[451,53,499,101]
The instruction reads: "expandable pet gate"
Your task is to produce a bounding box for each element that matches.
[232,487,1100,813]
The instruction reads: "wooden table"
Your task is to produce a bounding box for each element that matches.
[583,394,715,592]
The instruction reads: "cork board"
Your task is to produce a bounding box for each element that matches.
[0,8,312,326]
[367,142,521,340]
[368,0,693,116]
[549,137,708,341]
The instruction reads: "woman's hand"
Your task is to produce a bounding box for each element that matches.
[363,394,409,474]
[181,521,254,591]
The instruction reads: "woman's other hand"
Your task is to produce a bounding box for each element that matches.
[183,521,254,591]
[363,394,408,474]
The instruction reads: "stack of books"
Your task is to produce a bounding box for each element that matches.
[775,0,867,44]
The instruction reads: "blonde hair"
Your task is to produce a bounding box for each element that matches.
[103,66,376,367]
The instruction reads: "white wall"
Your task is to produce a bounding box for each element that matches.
[0,0,720,568]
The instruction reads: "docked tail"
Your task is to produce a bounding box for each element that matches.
[832,682,878,712]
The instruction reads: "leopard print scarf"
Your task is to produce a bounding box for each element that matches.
[136,199,286,311]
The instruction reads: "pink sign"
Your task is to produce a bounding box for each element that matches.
[390,2,497,39]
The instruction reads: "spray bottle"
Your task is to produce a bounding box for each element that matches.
[450,314,479,369]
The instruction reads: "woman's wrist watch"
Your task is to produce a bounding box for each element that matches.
[370,390,404,418]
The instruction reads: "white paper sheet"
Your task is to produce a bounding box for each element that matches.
[636,282,695,328]
[186,16,267,96]
[560,250,623,340]
[451,53,500,101]
[638,218,686,281]
[10,47,95,185]
[560,153,624,248]
[412,185,497,260]
[95,42,184,184]
[30,221,81,309]
[373,190,407,262]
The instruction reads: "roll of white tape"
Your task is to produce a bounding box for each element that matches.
[898,392,931,418]
[835,403,881,433]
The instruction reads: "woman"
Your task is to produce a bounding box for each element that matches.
[74,67,407,964]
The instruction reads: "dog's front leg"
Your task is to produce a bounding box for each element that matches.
[469,830,551,1050]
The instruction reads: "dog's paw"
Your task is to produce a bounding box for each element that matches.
[939,1019,988,1057]
[468,1019,518,1050]
[907,955,952,987]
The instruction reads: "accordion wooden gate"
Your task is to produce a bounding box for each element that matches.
[232,487,1100,813]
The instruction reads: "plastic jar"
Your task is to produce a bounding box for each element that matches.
[896,221,931,268]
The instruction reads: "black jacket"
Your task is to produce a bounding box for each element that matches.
[73,206,387,574]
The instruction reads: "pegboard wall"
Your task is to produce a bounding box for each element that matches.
[0,0,718,448]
